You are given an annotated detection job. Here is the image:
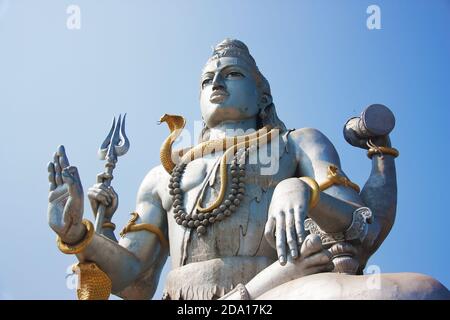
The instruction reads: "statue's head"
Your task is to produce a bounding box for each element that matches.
[199,39,286,140]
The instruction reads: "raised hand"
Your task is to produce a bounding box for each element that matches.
[47,145,85,244]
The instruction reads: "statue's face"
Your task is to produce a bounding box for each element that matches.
[200,57,261,128]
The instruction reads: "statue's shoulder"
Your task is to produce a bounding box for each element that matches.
[142,164,169,183]
[287,127,340,162]
[287,127,335,149]
[137,164,170,206]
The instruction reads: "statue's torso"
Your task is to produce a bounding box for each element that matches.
[165,134,297,265]
[157,133,298,298]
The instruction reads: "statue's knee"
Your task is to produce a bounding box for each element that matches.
[410,274,450,300]
[388,273,450,300]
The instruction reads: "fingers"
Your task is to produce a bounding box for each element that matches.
[62,166,82,197]
[107,186,119,208]
[294,205,307,246]
[300,234,323,257]
[96,172,113,184]
[264,217,276,249]
[57,145,70,169]
[53,152,63,186]
[88,183,117,218]
[275,212,287,265]
[285,209,298,259]
[88,187,112,207]
[61,167,74,185]
[88,192,99,215]
[301,250,332,271]
[302,263,335,277]
[48,162,56,191]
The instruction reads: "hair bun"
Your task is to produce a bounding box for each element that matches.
[213,38,250,55]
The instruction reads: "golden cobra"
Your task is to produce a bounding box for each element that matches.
[194,126,274,212]
[158,114,187,174]
[159,114,276,213]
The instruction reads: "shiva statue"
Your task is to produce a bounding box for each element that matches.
[47,39,449,300]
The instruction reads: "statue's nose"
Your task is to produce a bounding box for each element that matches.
[212,73,225,91]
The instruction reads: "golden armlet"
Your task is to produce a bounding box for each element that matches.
[367,146,399,159]
[298,177,320,209]
[120,212,169,248]
[319,165,360,193]
[57,219,94,255]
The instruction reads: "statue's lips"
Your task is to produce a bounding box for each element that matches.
[210,90,229,103]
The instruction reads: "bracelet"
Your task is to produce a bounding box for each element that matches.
[102,222,116,230]
[366,140,399,159]
[120,212,169,248]
[298,177,320,209]
[319,165,360,193]
[57,219,94,255]
[367,146,399,159]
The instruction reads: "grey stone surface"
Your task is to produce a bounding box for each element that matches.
[257,272,450,300]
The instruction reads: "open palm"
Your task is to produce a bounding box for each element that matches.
[47,145,84,244]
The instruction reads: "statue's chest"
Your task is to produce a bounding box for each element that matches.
[164,139,297,267]
[178,157,213,192]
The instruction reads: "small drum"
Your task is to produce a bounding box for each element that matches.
[344,104,395,145]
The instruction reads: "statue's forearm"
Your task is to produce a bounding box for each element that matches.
[361,154,397,219]
[308,191,361,233]
[308,154,396,245]
[244,256,307,299]
[76,233,145,293]
[360,153,397,249]
[221,256,317,300]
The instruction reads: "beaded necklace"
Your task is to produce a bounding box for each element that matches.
[169,147,250,237]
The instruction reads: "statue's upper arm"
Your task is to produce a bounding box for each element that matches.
[135,165,168,227]
[119,165,169,267]
[288,128,362,204]
[289,128,341,179]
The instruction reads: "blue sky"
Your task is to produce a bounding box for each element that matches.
[0,0,448,299]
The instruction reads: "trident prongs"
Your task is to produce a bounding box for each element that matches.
[94,114,130,232]
[98,114,130,163]
[116,113,130,157]
[98,117,116,160]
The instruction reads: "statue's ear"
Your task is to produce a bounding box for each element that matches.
[258,94,273,122]
[259,93,272,109]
